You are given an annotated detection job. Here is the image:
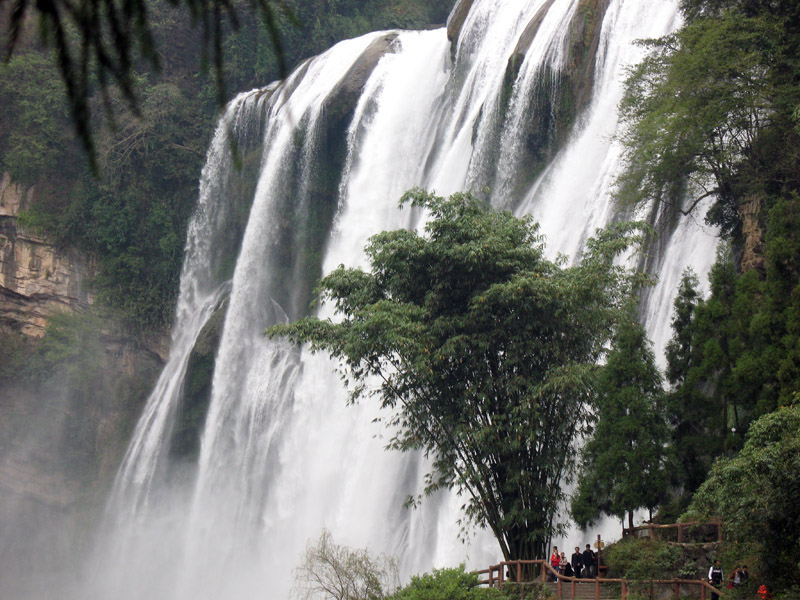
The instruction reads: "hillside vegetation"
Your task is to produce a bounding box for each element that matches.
[609,0,800,593]
[1,0,799,596]
[0,0,455,331]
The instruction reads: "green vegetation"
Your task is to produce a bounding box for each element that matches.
[658,200,800,511]
[617,0,800,237]
[685,404,800,591]
[390,567,503,600]
[571,308,670,529]
[617,0,800,550]
[603,538,682,581]
[268,189,651,563]
[0,0,455,332]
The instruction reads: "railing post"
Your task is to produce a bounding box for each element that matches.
[675,582,680,600]
[595,578,600,600]
[516,561,521,584]
[499,564,505,588]
[622,581,627,600]
[572,579,576,600]
[542,563,546,583]
[489,567,494,588]
[702,582,707,600]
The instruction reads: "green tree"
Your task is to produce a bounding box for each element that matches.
[268,190,650,563]
[665,269,701,387]
[663,198,800,508]
[571,307,670,529]
[1,0,297,165]
[663,268,719,503]
[617,0,800,237]
[389,566,502,600]
[685,404,800,591]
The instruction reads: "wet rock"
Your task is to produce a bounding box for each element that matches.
[447,0,476,48]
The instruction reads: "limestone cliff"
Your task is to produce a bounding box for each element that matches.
[0,173,96,337]
[0,172,168,581]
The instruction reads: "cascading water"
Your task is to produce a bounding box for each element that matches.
[84,1,719,598]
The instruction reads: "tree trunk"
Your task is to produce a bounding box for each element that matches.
[505,529,544,580]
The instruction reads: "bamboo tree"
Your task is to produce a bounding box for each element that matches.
[268,189,650,562]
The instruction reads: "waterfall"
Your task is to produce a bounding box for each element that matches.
[85,1,719,598]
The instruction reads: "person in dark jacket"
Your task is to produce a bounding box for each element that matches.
[571,547,583,578]
[708,560,724,600]
[582,544,595,578]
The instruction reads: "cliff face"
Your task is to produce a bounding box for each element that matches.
[0,173,96,337]
[0,173,167,590]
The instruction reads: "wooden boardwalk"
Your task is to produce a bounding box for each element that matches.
[477,559,723,600]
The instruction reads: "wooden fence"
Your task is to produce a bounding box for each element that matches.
[476,559,724,600]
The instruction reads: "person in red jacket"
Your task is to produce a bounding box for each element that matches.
[550,546,561,581]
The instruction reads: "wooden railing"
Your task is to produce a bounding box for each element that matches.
[476,559,724,600]
[622,521,722,544]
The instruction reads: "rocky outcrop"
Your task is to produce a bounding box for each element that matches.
[0,174,96,337]
[323,33,399,129]
[447,0,476,48]
[170,298,228,459]
[500,0,612,191]
[267,32,401,321]
[0,171,169,585]
[739,194,765,272]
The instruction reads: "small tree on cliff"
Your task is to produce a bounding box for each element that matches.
[267,189,649,563]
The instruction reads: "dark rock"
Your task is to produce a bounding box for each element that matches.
[170,297,228,460]
[447,0,476,47]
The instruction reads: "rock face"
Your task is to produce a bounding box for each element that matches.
[739,194,765,273]
[500,0,613,193]
[447,0,476,47]
[265,32,401,322]
[0,173,96,337]
[0,173,168,594]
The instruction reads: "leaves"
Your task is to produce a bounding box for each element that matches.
[571,309,670,528]
[685,404,800,589]
[268,190,649,561]
[617,1,800,235]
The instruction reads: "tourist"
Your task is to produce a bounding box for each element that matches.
[727,565,740,589]
[563,560,574,578]
[708,560,723,600]
[571,546,583,578]
[582,544,595,578]
[739,565,749,586]
[550,546,561,581]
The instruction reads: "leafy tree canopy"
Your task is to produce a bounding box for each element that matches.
[663,198,800,507]
[268,189,651,563]
[685,403,800,590]
[389,566,502,600]
[617,0,800,237]
[571,307,670,529]
[1,0,296,166]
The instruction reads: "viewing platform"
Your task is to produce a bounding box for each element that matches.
[477,559,723,600]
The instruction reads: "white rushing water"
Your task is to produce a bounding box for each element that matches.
[84,1,719,599]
